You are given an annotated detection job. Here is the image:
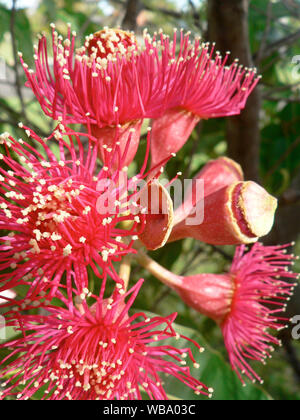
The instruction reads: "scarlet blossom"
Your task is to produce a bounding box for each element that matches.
[0,279,212,400]
[19,26,164,167]
[20,26,260,168]
[20,26,156,127]
[0,127,154,298]
[137,243,298,384]
[147,30,260,167]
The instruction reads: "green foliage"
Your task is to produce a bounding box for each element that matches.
[0,5,10,44]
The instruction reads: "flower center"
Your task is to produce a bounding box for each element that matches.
[56,357,126,397]
[25,181,82,234]
[52,324,139,399]
[85,28,137,61]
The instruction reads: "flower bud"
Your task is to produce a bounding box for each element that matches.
[174,157,244,225]
[92,120,142,168]
[150,108,200,169]
[175,274,233,322]
[137,181,174,250]
[169,181,278,245]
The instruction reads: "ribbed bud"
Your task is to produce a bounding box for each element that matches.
[138,181,174,250]
[175,274,234,322]
[170,181,278,245]
[91,120,142,168]
[151,108,200,169]
[174,157,244,225]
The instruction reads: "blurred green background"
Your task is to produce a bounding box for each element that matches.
[0,0,300,400]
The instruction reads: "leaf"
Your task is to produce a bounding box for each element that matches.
[0,5,33,66]
[38,0,57,23]
[0,5,10,43]
[14,9,33,66]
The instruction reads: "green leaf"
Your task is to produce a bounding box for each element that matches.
[0,5,10,43]
[14,9,33,66]
[0,5,33,66]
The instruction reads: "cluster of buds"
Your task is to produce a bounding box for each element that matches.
[0,25,298,401]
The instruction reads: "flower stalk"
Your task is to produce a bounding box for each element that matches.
[118,255,132,291]
[135,250,182,289]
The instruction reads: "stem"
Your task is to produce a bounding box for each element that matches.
[119,255,132,291]
[135,251,182,289]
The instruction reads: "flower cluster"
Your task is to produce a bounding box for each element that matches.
[0,25,298,401]
[0,280,211,400]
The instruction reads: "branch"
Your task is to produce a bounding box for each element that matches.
[261,55,281,74]
[280,188,300,206]
[142,2,182,19]
[0,118,16,126]
[255,29,300,61]
[111,0,183,20]
[122,0,140,31]
[250,3,292,31]
[77,6,101,40]
[263,95,300,103]
[264,136,300,181]
[180,246,206,276]
[0,98,49,138]
[208,0,261,181]
[150,286,171,312]
[255,0,272,66]
[188,0,202,30]
[262,81,300,95]
[210,245,232,261]
[280,332,300,384]
[282,0,300,19]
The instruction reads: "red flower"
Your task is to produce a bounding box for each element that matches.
[137,243,298,384]
[0,280,211,400]
[0,127,150,298]
[20,26,260,168]
[20,26,165,167]
[21,26,160,127]
[148,30,260,167]
[221,243,298,383]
